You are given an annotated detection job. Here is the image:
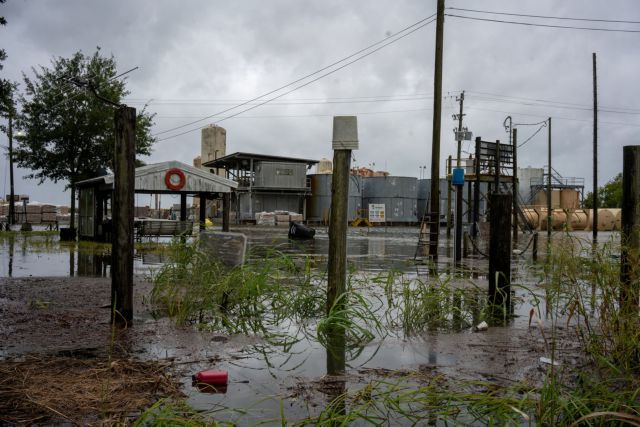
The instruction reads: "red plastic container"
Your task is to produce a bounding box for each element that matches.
[192,370,228,386]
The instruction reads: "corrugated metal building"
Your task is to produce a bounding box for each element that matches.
[202,152,318,222]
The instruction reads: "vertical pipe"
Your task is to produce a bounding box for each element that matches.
[199,193,207,230]
[428,0,446,258]
[593,52,599,242]
[547,117,552,243]
[180,193,187,221]
[222,193,230,232]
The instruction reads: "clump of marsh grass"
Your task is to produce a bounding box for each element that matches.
[532,233,640,425]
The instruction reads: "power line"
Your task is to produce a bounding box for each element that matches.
[447,7,640,25]
[467,94,640,116]
[126,92,434,104]
[154,106,435,121]
[126,94,434,107]
[465,105,640,128]
[446,13,640,33]
[156,17,437,142]
[518,122,547,147]
[466,90,640,113]
[153,14,436,138]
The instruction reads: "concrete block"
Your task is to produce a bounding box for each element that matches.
[199,231,247,267]
[276,214,290,225]
[42,212,57,222]
[26,213,42,224]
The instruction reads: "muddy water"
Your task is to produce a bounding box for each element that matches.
[0,228,620,424]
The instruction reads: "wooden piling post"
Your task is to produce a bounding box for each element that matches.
[620,145,640,315]
[111,106,136,325]
[326,116,357,375]
[488,193,512,308]
[327,117,357,313]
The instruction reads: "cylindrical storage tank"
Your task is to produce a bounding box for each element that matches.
[593,208,616,231]
[611,208,622,230]
[308,174,362,223]
[363,176,418,223]
[416,178,452,223]
[567,209,588,231]
[552,209,567,230]
[522,208,539,230]
[417,179,429,221]
[534,190,561,209]
[560,189,580,210]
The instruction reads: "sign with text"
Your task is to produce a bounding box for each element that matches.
[368,203,386,223]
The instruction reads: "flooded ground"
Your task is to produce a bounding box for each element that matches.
[0,226,620,424]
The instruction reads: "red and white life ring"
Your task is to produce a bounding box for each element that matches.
[164,168,186,191]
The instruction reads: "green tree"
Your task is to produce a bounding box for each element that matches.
[14,48,155,229]
[583,173,623,209]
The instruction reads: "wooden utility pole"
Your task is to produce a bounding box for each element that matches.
[620,145,640,316]
[489,193,512,308]
[593,52,599,241]
[547,117,552,243]
[428,0,446,258]
[8,111,15,225]
[111,106,136,326]
[454,91,465,262]
[447,155,452,238]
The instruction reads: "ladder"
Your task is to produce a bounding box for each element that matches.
[415,200,438,260]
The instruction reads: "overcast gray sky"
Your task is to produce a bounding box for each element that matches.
[2,0,639,205]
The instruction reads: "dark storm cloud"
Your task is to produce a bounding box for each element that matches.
[1,0,640,204]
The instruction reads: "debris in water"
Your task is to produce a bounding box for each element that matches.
[539,357,561,366]
[192,369,228,386]
[473,321,489,332]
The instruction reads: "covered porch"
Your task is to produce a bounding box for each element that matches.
[76,161,237,241]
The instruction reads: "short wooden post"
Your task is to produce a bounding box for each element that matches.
[111,106,136,325]
[222,193,230,232]
[620,145,640,316]
[532,232,539,262]
[489,193,512,309]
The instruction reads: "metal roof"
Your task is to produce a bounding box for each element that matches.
[202,152,318,170]
[76,161,238,193]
